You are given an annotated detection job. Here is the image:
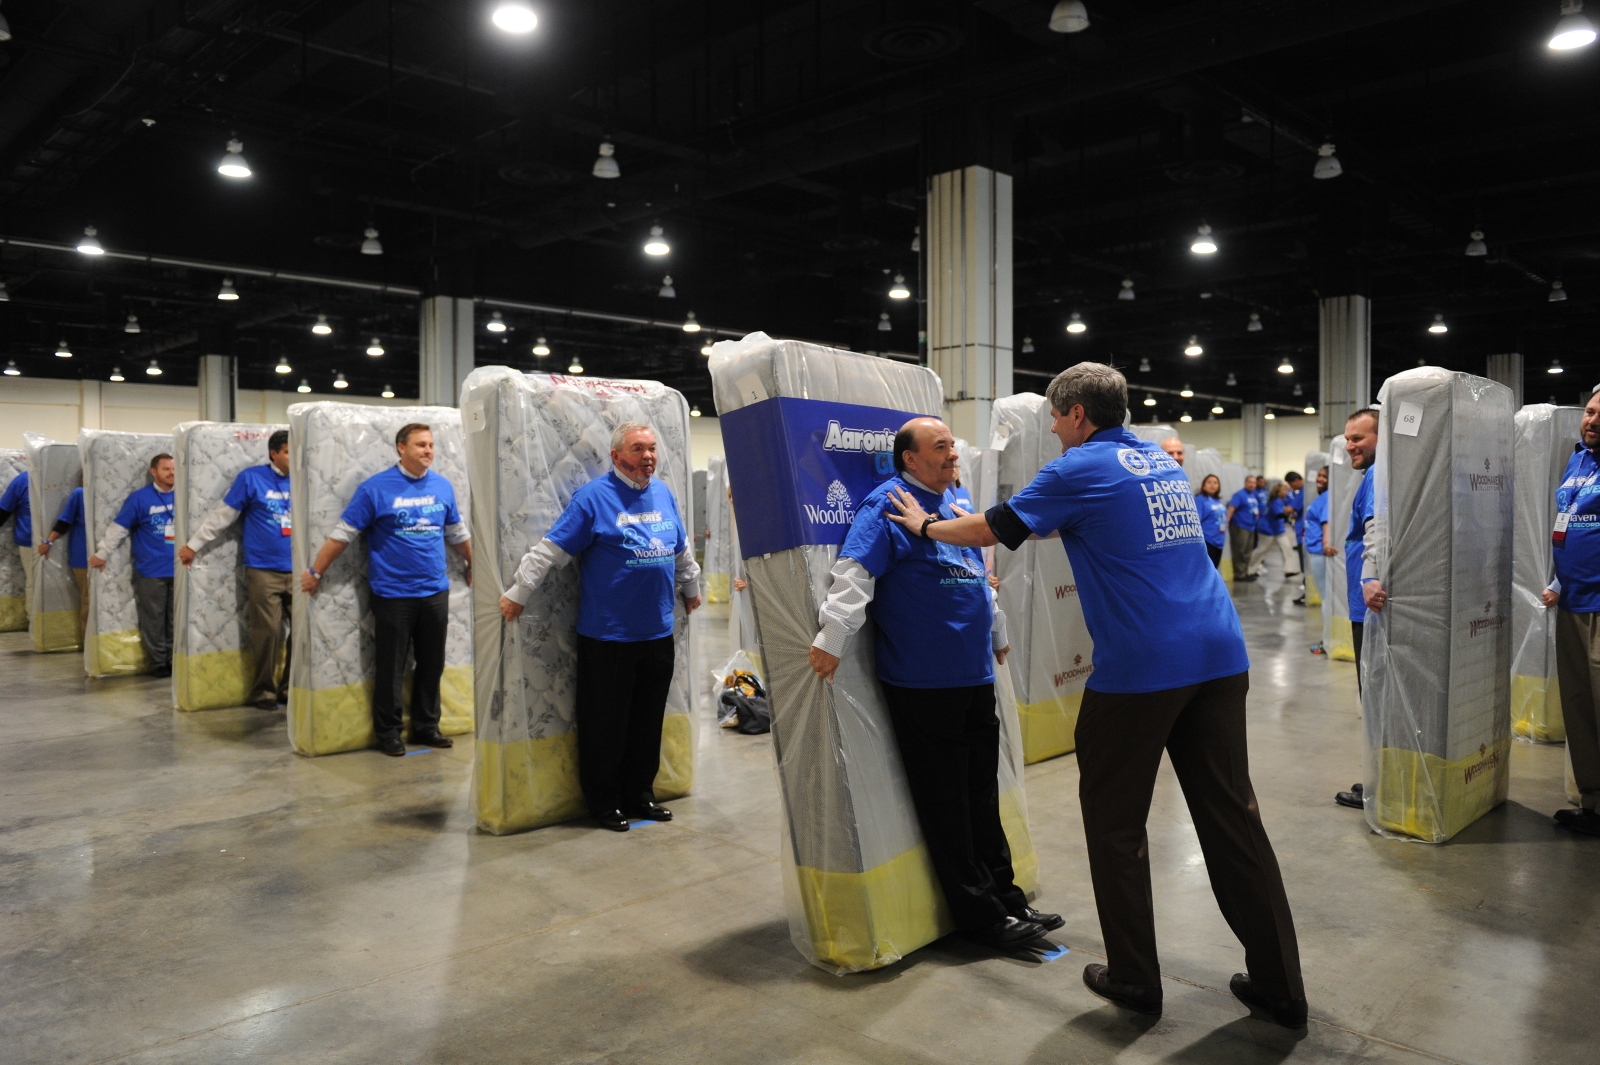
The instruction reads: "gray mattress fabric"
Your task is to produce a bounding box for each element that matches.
[0,449,25,631]
[1510,404,1584,743]
[990,392,1095,763]
[460,367,696,834]
[709,332,1037,973]
[1361,367,1514,842]
[81,430,173,677]
[1325,436,1360,662]
[286,403,473,756]
[173,422,288,711]
[702,454,732,603]
[23,433,82,652]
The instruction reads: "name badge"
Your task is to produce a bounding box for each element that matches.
[1554,510,1571,547]
[164,522,175,543]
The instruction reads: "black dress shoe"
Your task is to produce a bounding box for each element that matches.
[150,664,172,678]
[961,915,1047,950]
[595,809,630,832]
[1230,973,1308,1029]
[622,801,672,822]
[276,689,288,706]
[1335,782,1363,809]
[377,737,406,757]
[1081,963,1162,1015]
[1292,596,1306,606]
[252,695,278,712]
[408,732,453,749]
[1011,905,1065,933]
[1554,808,1600,837]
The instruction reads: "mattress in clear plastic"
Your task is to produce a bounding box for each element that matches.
[0,449,25,632]
[1510,404,1583,743]
[81,430,173,676]
[23,433,82,653]
[1361,367,1514,842]
[459,367,696,834]
[173,422,288,711]
[286,403,474,755]
[702,454,732,603]
[709,332,1037,973]
[1325,436,1360,662]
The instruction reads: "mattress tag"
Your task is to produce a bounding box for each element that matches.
[464,399,487,434]
[733,373,769,405]
[1393,401,1423,437]
[1331,449,1346,465]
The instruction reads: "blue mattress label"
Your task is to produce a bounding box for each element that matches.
[719,396,926,558]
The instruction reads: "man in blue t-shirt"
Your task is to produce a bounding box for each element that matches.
[887,362,1305,1028]
[304,424,473,756]
[1538,386,1600,837]
[499,422,701,831]
[0,467,33,613]
[807,416,1060,952]
[1226,475,1260,582]
[91,453,178,677]
[1293,467,1331,619]
[40,485,89,636]
[1331,409,1380,810]
[179,430,294,711]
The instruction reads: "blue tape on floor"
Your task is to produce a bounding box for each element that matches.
[630,818,660,826]
[1040,944,1070,962]
[402,748,433,757]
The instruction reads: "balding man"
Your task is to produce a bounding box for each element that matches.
[1159,436,1185,467]
[500,422,702,833]
[807,416,1060,952]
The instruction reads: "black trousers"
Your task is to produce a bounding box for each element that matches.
[1076,671,1304,1000]
[880,681,1028,932]
[1351,620,1364,693]
[1206,543,1223,569]
[575,633,675,812]
[370,590,448,742]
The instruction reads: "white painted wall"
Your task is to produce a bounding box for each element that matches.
[1134,415,1322,478]
[689,416,724,469]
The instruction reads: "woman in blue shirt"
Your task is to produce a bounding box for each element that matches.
[1195,474,1228,570]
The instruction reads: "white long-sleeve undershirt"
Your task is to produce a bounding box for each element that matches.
[185,502,240,552]
[500,537,702,606]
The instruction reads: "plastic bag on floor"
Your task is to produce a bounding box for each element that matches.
[81,430,173,676]
[460,368,695,833]
[0,449,26,632]
[23,433,81,652]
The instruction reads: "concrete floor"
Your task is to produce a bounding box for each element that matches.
[4,559,1598,1065]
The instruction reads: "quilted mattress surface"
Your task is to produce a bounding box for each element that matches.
[702,454,732,603]
[286,403,473,756]
[460,367,696,834]
[81,429,173,676]
[173,422,288,710]
[710,332,1037,974]
[0,450,25,632]
[23,433,82,652]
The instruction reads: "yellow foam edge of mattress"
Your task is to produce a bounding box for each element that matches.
[1303,570,1322,607]
[87,627,148,676]
[1372,737,1511,843]
[703,572,730,604]
[0,595,25,632]
[1328,614,1355,662]
[999,786,1038,895]
[175,649,253,712]
[794,843,953,972]
[1510,673,1565,744]
[31,609,81,652]
[1020,691,1082,764]
[1220,555,1234,583]
[290,664,475,756]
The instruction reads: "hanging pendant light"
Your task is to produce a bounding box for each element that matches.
[1211,404,1225,415]
[486,311,507,333]
[217,276,239,300]
[567,357,584,374]
[1550,280,1568,302]
[1550,0,1598,49]
[1184,335,1203,356]
[690,405,703,417]
[1264,411,1276,420]
[532,337,550,357]
[332,372,348,389]
[1304,405,1318,415]
[592,140,620,179]
[491,3,539,34]
[312,314,332,335]
[1143,394,1157,407]
[55,339,72,358]
[682,312,701,333]
[888,274,911,299]
[1428,313,1449,334]
[381,384,395,398]
[643,224,670,256]
[1465,231,1487,257]
[1549,360,1566,374]
[1048,1,1090,32]
[1179,412,1193,423]
[1226,372,1237,387]
[1247,312,1262,332]
[1277,356,1294,375]
[1022,337,1035,354]
[124,314,140,334]
[360,227,383,255]
[0,280,9,301]
[1179,384,1195,398]
[1293,382,1304,396]
[275,356,292,375]
[108,367,124,382]
[366,338,385,356]
[217,137,251,179]
[658,275,676,299]
[1138,357,1151,373]
[1066,312,1087,334]
[1312,143,1342,180]
[146,359,162,376]
[1190,224,1217,255]
[701,343,713,356]
[77,226,104,255]
[878,312,892,332]
[3,361,19,376]
[297,378,312,393]
[910,225,921,253]
[1118,278,1136,301]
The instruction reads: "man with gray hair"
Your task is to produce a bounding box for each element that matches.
[499,421,702,833]
[883,361,1306,1028]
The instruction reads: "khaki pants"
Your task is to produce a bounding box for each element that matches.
[1555,609,1600,812]
[18,545,36,615]
[245,567,293,702]
[72,566,88,637]
[1228,525,1253,579]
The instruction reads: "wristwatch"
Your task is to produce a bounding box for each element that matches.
[919,516,941,538]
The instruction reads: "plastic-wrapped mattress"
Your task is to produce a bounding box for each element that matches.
[702,455,732,603]
[1325,436,1359,662]
[711,332,1037,973]
[1221,461,1246,500]
[1301,451,1329,607]
[991,392,1095,763]
[460,367,695,834]
[0,449,25,632]
[1361,367,1513,842]
[1510,404,1583,743]
[172,422,288,710]
[23,433,82,652]
[287,403,473,755]
[81,430,173,676]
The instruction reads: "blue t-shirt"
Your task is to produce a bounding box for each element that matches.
[1227,488,1258,531]
[841,477,994,689]
[1553,444,1600,613]
[58,487,87,568]
[1288,488,1305,536]
[1260,497,1288,537]
[1005,427,1249,693]
[1195,493,1228,549]
[1346,469,1374,622]
[950,484,974,513]
[340,466,460,599]
[114,484,176,579]
[547,471,687,642]
[224,464,293,571]
[0,471,30,546]
[1302,492,1328,554]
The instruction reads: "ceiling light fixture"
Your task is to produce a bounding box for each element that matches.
[1138,357,1151,373]
[878,312,892,332]
[1179,413,1193,423]
[1226,372,1237,386]
[3,361,19,376]
[1066,312,1087,334]
[1184,335,1203,356]
[275,356,292,375]
[55,339,71,358]
[1550,0,1597,49]
[217,276,239,300]
[1143,394,1157,407]
[910,225,921,253]
[0,280,8,301]
[1549,359,1566,374]
[109,367,124,382]
[888,274,911,299]
[77,225,104,255]
[297,378,311,393]
[1264,411,1276,420]
[332,372,348,389]
[0,4,11,44]
[1465,230,1488,257]
[1313,143,1342,180]
[1428,313,1449,334]
[682,312,701,333]
[366,338,385,356]
[1293,382,1304,396]
[643,224,670,256]
[1247,312,1262,332]
[312,314,332,335]
[567,358,584,374]
[1119,278,1136,301]
[360,227,383,255]
[658,275,675,299]
[491,3,538,34]
[1179,385,1195,398]
[217,137,251,179]
[486,311,507,333]
[1048,0,1090,33]
[124,314,140,334]
[381,384,395,398]
[592,140,619,179]
[1550,280,1568,302]
[532,337,550,357]
[1211,404,1225,415]
[1278,356,1294,374]
[1190,224,1217,255]
[146,359,162,376]
[1022,337,1035,354]
[690,405,702,418]
[1303,406,1317,415]
[701,343,713,356]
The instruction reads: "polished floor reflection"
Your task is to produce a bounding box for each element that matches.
[3,555,1596,1064]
